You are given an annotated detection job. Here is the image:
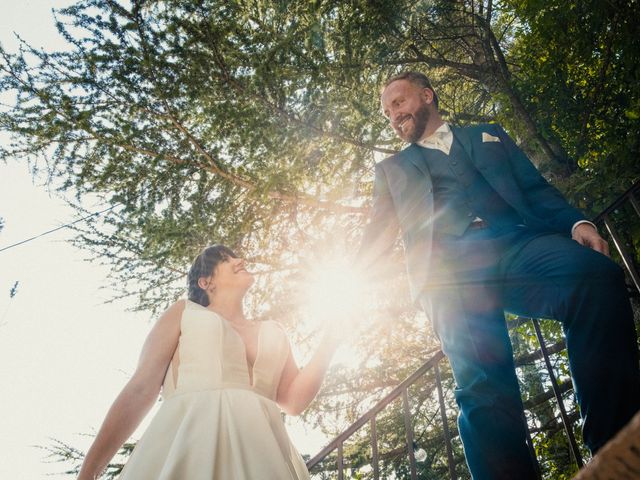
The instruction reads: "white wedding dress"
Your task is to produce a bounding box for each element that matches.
[118,299,310,479]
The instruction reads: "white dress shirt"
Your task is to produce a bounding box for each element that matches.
[417,122,453,155]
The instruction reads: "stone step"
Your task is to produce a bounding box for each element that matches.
[573,410,640,479]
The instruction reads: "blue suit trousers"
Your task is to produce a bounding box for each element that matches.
[419,226,640,480]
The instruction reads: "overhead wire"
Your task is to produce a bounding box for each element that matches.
[0,204,117,254]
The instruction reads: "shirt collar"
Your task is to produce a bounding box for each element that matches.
[417,122,452,155]
[424,122,450,139]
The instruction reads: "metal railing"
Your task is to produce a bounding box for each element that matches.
[593,181,640,293]
[306,180,640,480]
[306,350,453,479]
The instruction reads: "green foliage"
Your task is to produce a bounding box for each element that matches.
[41,437,134,479]
[503,0,640,212]
[9,280,19,298]
[510,316,585,478]
[2,0,636,313]
[1,1,638,478]
[308,316,596,479]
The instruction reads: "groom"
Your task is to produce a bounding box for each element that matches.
[357,71,640,479]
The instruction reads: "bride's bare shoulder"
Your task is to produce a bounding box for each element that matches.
[155,299,188,326]
[167,298,188,313]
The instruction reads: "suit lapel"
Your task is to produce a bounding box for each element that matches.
[405,143,431,178]
[451,126,474,162]
[457,124,528,213]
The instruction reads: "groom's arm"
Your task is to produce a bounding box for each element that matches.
[491,124,585,234]
[355,162,400,275]
[492,124,609,255]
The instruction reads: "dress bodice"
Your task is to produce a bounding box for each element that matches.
[118,299,310,480]
[161,299,290,401]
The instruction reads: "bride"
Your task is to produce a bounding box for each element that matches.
[77,244,339,479]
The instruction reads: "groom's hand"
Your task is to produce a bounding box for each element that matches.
[572,223,610,257]
[322,311,351,346]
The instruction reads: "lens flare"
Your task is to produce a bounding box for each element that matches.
[300,258,368,337]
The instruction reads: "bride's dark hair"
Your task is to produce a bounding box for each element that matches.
[187,245,237,307]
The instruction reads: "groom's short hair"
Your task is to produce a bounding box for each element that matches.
[383,71,439,109]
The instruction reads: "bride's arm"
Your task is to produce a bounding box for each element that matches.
[276,332,339,416]
[77,300,184,480]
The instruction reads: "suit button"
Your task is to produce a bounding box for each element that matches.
[467,212,473,217]
[452,161,458,165]
[429,188,433,193]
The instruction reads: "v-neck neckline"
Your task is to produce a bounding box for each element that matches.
[224,318,263,386]
[189,300,263,385]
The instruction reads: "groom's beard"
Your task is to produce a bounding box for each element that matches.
[404,103,431,143]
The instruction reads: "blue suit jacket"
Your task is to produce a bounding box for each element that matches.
[358,123,586,302]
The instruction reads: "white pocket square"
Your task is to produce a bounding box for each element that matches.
[482,132,501,143]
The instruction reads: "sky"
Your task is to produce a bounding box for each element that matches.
[0,2,329,478]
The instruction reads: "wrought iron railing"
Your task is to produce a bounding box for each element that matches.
[306,180,640,480]
[593,181,640,293]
